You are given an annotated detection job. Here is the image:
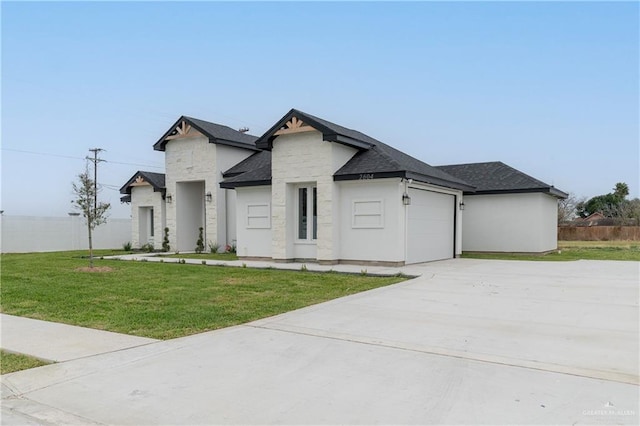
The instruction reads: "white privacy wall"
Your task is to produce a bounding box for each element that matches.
[462,192,559,253]
[1,215,131,253]
[235,186,272,258]
[338,179,405,263]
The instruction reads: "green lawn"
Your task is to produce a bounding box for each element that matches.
[462,240,640,261]
[1,350,50,374]
[0,251,404,340]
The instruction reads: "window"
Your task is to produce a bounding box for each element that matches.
[247,203,270,229]
[352,200,384,228]
[297,186,317,240]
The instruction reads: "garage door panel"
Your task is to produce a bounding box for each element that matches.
[407,189,454,264]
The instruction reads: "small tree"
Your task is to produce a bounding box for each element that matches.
[71,169,110,267]
[557,192,582,224]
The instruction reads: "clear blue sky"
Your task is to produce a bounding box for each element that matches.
[2,1,638,218]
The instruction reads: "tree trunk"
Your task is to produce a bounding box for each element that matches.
[87,220,94,268]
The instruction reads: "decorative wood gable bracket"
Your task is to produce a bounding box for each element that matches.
[130,175,151,187]
[164,120,204,141]
[273,116,317,136]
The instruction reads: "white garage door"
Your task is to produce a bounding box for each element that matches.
[406,189,455,264]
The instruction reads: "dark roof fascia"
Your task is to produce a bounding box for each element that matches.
[120,195,131,203]
[119,171,166,195]
[324,134,375,150]
[222,171,244,178]
[333,171,407,182]
[464,187,568,198]
[220,179,272,189]
[153,116,259,152]
[255,109,374,151]
[214,138,260,152]
[333,171,475,192]
[153,116,186,151]
[405,171,476,192]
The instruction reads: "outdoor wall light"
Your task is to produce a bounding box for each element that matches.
[402,193,411,205]
[166,194,173,203]
[205,192,213,203]
[459,201,465,211]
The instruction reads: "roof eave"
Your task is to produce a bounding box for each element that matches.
[153,116,187,151]
[153,117,258,152]
[404,171,475,192]
[120,171,166,195]
[464,187,568,198]
[255,109,373,151]
[324,134,374,150]
[333,171,406,182]
[220,179,272,189]
[214,138,260,151]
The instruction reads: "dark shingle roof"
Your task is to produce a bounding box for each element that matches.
[222,109,473,191]
[153,116,259,152]
[255,109,379,151]
[220,164,272,189]
[120,171,166,195]
[220,151,272,188]
[437,161,567,198]
[222,151,272,178]
[334,141,474,190]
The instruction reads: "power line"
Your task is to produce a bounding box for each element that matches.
[1,147,164,170]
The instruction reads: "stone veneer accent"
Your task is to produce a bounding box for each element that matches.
[164,136,252,251]
[271,131,356,262]
[130,185,164,248]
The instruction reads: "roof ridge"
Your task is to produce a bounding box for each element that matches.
[184,116,258,138]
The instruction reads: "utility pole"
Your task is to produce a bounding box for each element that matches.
[87,148,105,215]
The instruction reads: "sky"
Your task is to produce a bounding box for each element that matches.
[1,1,638,219]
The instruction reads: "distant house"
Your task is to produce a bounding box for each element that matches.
[572,212,613,227]
[121,109,567,264]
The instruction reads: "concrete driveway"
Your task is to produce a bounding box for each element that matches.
[2,259,638,425]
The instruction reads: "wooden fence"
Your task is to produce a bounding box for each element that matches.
[559,226,640,241]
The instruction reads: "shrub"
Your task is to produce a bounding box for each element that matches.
[208,241,220,254]
[300,264,308,272]
[162,228,170,252]
[141,243,154,253]
[123,241,132,251]
[195,227,204,254]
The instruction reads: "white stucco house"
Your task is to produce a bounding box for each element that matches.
[121,109,567,265]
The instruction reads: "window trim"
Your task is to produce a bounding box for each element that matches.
[295,184,317,242]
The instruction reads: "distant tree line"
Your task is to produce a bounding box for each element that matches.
[559,182,640,225]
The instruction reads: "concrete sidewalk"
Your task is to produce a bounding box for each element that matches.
[0,314,158,362]
[106,252,422,276]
